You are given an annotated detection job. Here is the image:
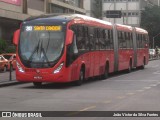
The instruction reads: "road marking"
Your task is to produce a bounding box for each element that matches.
[151,65,159,68]
[103,100,112,104]
[80,106,96,111]
[150,84,157,87]
[144,87,151,89]
[67,106,96,116]
[136,90,144,92]
[153,71,160,75]
[126,93,135,96]
[67,111,81,116]
[116,96,126,99]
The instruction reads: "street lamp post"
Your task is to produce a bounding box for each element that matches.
[153,33,160,48]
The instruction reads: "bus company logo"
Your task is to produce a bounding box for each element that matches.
[36,70,40,74]
[2,112,11,117]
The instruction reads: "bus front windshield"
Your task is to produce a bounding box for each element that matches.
[19,25,65,68]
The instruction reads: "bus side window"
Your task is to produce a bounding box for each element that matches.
[118,31,123,48]
[95,28,100,50]
[84,26,89,50]
[69,25,78,54]
[110,30,113,49]
[73,34,78,54]
[130,33,133,48]
[136,34,139,48]
[105,29,109,50]
[76,25,85,51]
[88,26,95,51]
[99,29,105,50]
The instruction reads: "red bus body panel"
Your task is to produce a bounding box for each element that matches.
[14,14,149,84]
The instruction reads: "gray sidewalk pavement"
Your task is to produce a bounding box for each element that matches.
[0,71,23,87]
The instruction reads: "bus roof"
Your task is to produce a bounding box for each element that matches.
[135,27,148,34]
[116,24,133,32]
[23,14,113,28]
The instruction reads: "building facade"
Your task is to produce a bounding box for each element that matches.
[0,0,85,44]
[102,0,159,27]
[83,0,102,18]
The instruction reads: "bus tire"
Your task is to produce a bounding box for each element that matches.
[102,64,109,80]
[33,82,42,87]
[74,69,84,86]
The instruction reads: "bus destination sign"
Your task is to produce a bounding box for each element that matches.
[25,26,61,31]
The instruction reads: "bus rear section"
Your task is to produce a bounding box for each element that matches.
[135,27,149,68]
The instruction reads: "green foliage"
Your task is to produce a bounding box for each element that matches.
[141,6,160,48]
[0,38,7,54]
[5,46,16,53]
[0,39,16,54]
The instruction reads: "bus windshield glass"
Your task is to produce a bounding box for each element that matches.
[19,25,65,68]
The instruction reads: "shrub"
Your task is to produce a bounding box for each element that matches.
[0,38,7,54]
[5,46,16,53]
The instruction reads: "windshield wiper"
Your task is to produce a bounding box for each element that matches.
[39,41,51,67]
[46,31,50,53]
[28,39,40,62]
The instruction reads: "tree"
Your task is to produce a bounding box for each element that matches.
[0,39,7,54]
[141,6,160,48]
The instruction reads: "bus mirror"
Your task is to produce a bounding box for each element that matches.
[67,30,74,45]
[13,29,20,46]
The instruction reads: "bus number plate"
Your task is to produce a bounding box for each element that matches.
[34,76,43,80]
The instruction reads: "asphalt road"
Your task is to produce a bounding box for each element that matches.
[0,60,160,120]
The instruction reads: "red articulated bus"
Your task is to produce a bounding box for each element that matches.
[13,14,149,86]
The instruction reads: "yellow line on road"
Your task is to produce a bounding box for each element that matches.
[136,90,144,92]
[150,84,157,87]
[126,93,135,96]
[116,96,126,99]
[80,106,96,111]
[103,100,112,104]
[144,87,151,89]
[67,106,96,116]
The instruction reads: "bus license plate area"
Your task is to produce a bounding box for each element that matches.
[34,76,43,80]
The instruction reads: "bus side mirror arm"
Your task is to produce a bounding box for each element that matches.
[13,29,20,46]
[66,30,74,45]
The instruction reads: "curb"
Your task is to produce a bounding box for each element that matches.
[0,80,25,88]
[149,58,159,61]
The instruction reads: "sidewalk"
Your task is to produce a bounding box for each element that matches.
[0,71,22,87]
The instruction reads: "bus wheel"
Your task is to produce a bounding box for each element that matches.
[74,69,84,86]
[33,82,42,87]
[102,65,109,80]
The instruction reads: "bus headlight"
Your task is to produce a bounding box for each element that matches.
[16,61,25,73]
[53,62,64,74]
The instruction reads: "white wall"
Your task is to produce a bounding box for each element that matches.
[83,0,91,16]
[115,3,127,10]
[128,2,139,10]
